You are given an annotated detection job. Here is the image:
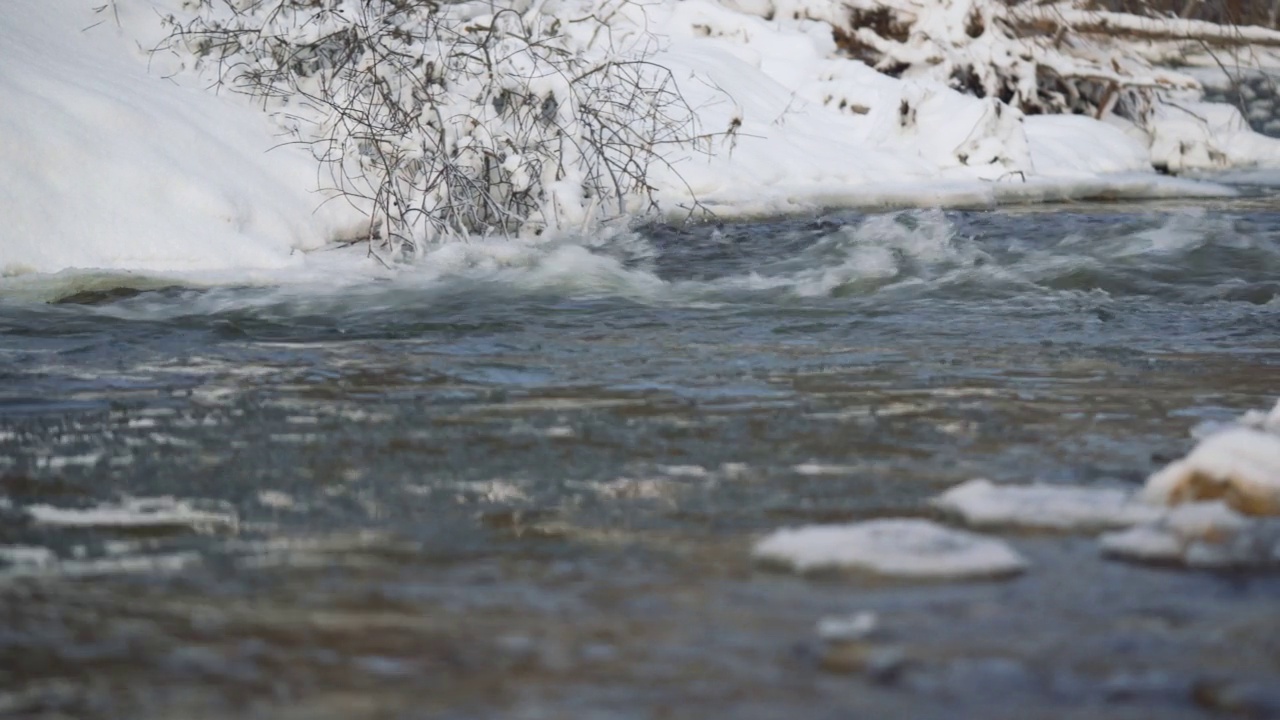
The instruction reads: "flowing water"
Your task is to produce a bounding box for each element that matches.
[1,202,1279,719]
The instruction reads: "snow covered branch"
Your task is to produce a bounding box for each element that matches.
[155,0,717,258]
[1011,5,1280,48]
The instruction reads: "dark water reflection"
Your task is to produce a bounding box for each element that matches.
[1,204,1278,718]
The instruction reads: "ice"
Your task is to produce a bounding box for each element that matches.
[816,611,879,641]
[793,462,859,476]
[26,496,238,532]
[1142,427,1280,516]
[935,478,1161,531]
[1100,501,1280,568]
[753,519,1027,578]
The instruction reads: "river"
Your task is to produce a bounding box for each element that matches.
[1,201,1278,718]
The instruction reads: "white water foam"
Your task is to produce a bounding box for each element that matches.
[26,496,238,533]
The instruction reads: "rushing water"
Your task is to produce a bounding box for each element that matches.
[1,202,1279,718]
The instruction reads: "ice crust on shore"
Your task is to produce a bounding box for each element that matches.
[3,0,1274,275]
[753,519,1027,578]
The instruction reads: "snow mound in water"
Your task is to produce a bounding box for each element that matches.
[1100,400,1280,568]
[0,2,359,276]
[753,519,1026,578]
[935,479,1161,531]
[1143,427,1280,516]
[1100,501,1280,569]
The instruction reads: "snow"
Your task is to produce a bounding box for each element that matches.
[0,1,361,276]
[1142,427,1280,516]
[935,478,1161,531]
[1,0,1276,275]
[1097,400,1280,568]
[753,518,1027,578]
[1100,501,1280,568]
[1139,101,1280,173]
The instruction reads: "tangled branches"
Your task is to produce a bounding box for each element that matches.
[158,0,712,258]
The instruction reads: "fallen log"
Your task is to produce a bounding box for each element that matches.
[1011,5,1280,47]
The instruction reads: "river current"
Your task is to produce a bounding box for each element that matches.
[1,202,1278,718]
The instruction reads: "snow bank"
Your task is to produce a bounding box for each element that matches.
[935,478,1160,531]
[1139,101,1280,174]
[3,0,1272,275]
[0,1,359,276]
[753,518,1026,578]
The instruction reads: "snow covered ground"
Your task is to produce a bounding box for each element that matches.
[0,2,363,276]
[2,0,1279,275]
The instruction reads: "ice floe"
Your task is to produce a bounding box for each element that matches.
[935,478,1161,531]
[815,611,880,642]
[753,518,1026,578]
[929,400,1280,569]
[1100,501,1280,569]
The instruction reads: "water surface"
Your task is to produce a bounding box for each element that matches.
[2,203,1279,718]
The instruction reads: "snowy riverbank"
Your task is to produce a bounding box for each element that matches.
[4,0,1280,275]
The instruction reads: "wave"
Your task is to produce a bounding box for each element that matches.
[2,207,1276,328]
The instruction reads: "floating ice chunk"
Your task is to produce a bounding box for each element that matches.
[935,479,1161,531]
[753,519,1026,578]
[1143,428,1280,516]
[816,611,879,642]
[793,462,858,476]
[1100,501,1280,568]
[658,464,710,478]
[26,496,237,532]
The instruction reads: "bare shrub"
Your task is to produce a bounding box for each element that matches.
[156,0,715,259]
